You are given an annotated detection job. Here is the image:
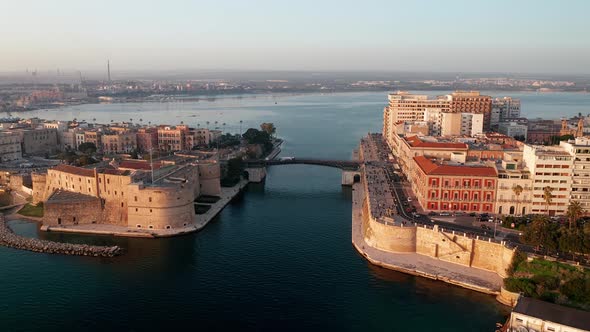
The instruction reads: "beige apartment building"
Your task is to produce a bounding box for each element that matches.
[383,91,492,149]
[158,125,188,151]
[560,137,590,212]
[523,144,573,215]
[495,153,533,216]
[12,128,58,155]
[0,131,23,162]
[101,131,137,154]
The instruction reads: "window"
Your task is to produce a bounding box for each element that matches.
[166,225,171,229]
[149,197,152,202]
[121,203,124,207]
[134,196,137,202]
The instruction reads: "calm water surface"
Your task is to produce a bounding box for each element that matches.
[4,91,580,331]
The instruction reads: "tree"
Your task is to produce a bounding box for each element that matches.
[260,123,276,137]
[242,128,273,153]
[513,185,523,215]
[566,200,583,229]
[521,215,558,251]
[78,142,97,155]
[543,186,554,215]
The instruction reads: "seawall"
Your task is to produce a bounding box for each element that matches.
[352,182,511,297]
[0,215,122,257]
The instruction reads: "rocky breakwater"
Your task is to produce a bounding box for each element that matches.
[0,216,122,257]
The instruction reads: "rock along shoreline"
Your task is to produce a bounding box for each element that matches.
[0,216,122,257]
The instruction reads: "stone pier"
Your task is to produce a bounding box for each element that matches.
[245,167,267,183]
[0,215,122,257]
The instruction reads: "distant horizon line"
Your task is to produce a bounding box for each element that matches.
[1,68,589,79]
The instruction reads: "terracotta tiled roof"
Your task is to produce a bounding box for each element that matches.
[406,136,468,149]
[413,156,497,177]
[118,160,162,170]
[52,164,95,177]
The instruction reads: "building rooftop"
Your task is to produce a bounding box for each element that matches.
[513,297,590,331]
[118,160,162,171]
[47,189,98,203]
[405,136,468,150]
[52,164,96,177]
[414,156,497,177]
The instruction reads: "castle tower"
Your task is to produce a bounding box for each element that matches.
[577,118,584,137]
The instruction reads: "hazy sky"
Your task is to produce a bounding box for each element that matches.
[2,0,589,74]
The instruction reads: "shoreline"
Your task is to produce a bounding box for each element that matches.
[4,88,589,116]
[350,182,510,300]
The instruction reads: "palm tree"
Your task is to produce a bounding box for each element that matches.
[239,120,243,134]
[512,185,524,215]
[566,200,583,229]
[543,186,554,215]
[206,121,210,129]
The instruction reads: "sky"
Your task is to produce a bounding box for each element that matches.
[2,0,589,74]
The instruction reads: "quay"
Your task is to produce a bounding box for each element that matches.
[0,215,121,257]
[351,182,503,294]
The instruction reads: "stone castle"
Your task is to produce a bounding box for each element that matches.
[32,156,221,231]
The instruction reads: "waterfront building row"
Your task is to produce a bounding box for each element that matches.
[388,130,590,216]
[0,118,224,158]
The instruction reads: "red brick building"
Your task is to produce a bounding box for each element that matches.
[410,156,497,213]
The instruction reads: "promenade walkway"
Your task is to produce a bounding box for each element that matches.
[351,183,503,294]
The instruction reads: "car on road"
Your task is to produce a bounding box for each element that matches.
[468,212,476,217]
[428,211,436,216]
[439,212,451,216]
[481,224,491,230]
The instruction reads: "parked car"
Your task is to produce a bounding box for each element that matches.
[481,224,491,230]
[439,212,451,216]
[428,211,436,216]
[407,197,412,202]
[468,212,476,217]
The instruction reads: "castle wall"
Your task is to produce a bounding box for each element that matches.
[362,201,417,253]
[44,198,102,226]
[31,173,47,204]
[126,183,196,230]
[198,163,221,196]
[362,194,514,274]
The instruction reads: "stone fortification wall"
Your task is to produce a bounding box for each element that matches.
[416,226,473,267]
[31,173,47,204]
[126,183,195,230]
[362,194,514,275]
[44,198,103,226]
[362,201,416,252]
[198,163,221,196]
[97,173,132,226]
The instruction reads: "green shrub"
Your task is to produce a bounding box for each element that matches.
[532,274,560,290]
[507,249,527,276]
[561,278,590,302]
[504,277,536,296]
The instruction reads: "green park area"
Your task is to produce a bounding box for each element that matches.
[17,203,44,218]
[504,251,590,310]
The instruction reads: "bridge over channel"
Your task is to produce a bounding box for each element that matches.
[244,158,361,170]
[243,158,362,184]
